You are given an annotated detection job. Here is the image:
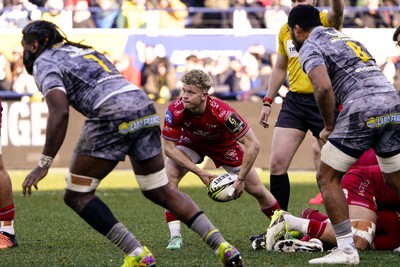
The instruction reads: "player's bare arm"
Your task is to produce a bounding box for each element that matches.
[327,0,345,30]
[163,139,215,186]
[22,89,69,195]
[307,65,336,142]
[259,53,288,128]
[232,129,260,198]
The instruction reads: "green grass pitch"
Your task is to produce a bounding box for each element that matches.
[2,169,399,266]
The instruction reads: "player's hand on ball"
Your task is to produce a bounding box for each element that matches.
[231,179,245,199]
[207,173,238,202]
[197,170,217,187]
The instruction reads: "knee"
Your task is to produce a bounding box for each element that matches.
[142,186,169,205]
[63,190,93,213]
[270,158,288,174]
[63,190,75,208]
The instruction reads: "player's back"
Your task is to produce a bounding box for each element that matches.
[34,44,134,117]
[300,27,396,105]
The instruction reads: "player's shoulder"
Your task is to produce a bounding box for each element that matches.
[278,22,289,40]
[208,97,243,121]
[319,10,331,27]
[165,98,185,123]
[208,97,234,113]
[167,98,184,111]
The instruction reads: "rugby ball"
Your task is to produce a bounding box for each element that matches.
[207,173,238,202]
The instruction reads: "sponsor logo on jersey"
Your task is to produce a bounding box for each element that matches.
[163,126,173,132]
[225,113,246,134]
[165,109,173,124]
[118,114,160,134]
[225,149,239,162]
[174,108,184,116]
[193,130,210,137]
[366,112,400,128]
[287,41,298,58]
[354,65,380,73]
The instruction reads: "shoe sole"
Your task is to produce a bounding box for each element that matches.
[251,238,266,250]
[274,240,323,253]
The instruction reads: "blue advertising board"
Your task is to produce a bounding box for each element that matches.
[125,33,277,69]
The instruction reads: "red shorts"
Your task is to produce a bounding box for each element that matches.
[342,165,400,212]
[177,138,243,168]
[342,166,379,212]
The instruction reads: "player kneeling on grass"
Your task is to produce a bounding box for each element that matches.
[260,150,400,253]
[161,69,281,250]
[20,20,243,267]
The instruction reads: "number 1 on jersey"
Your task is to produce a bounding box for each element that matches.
[84,54,112,73]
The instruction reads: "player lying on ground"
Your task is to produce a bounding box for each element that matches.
[258,150,400,252]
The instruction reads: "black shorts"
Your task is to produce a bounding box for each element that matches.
[75,98,162,162]
[275,91,324,138]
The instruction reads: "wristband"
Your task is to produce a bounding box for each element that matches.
[263,96,273,104]
[237,177,245,182]
[263,103,271,108]
[38,154,53,168]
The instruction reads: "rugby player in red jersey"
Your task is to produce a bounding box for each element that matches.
[161,69,280,250]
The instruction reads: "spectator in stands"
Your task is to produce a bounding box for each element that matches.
[114,52,141,86]
[0,0,40,29]
[354,0,391,28]
[65,0,96,28]
[233,0,266,28]
[180,0,203,28]
[381,56,398,85]
[146,0,188,29]
[120,0,147,28]
[264,0,290,30]
[201,0,231,28]
[142,56,179,102]
[9,46,38,96]
[41,0,73,29]
[90,0,122,28]
[238,44,272,101]
[184,54,202,70]
[239,55,271,101]
[210,55,242,100]
[381,0,400,28]
[0,53,13,91]
[140,44,159,91]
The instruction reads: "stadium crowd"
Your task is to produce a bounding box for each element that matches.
[0,0,399,30]
[1,1,400,100]
[1,40,399,104]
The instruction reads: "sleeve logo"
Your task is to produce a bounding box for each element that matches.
[225,113,245,134]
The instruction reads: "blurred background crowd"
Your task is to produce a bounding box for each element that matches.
[0,0,399,103]
[1,0,400,30]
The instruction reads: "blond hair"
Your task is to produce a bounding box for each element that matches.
[180,69,212,90]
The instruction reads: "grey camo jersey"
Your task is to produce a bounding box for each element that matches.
[300,26,400,154]
[32,44,140,118]
[299,26,398,106]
